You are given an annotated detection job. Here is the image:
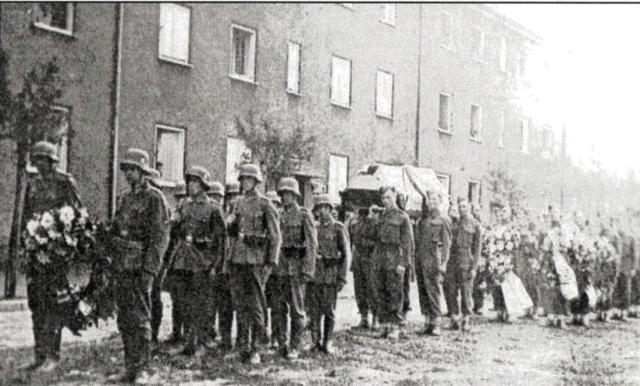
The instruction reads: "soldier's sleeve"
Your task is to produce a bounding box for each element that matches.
[472,222,483,269]
[210,204,227,271]
[301,209,317,280]
[142,191,169,275]
[440,217,452,271]
[62,173,83,209]
[336,222,351,285]
[400,213,415,268]
[264,200,282,266]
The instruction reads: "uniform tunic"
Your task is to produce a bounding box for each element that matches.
[350,216,379,317]
[415,208,451,322]
[445,214,482,317]
[272,202,317,349]
[373,207,415,325]
[226,188,282,353]
[614,231,638,310]
[309,217,349,344]
[24,170,82,362]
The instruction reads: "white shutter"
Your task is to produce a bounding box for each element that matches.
[376,71,393,117]
[331,57,340,103]
[158,4,173,59]
[287,42,300,92]
[247,32,256,80]
[332,57,350,106]
[172,5,190,63]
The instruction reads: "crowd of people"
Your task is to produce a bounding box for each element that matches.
[17,140,640,384]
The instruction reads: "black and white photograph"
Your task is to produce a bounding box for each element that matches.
[1,2,640,384]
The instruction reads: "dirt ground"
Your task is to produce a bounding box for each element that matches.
[1,279,640,385]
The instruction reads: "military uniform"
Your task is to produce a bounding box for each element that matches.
[415,208,451,333]
[24,145,82,368]
[614,230,638,316]
[274,197,316,356]
[169,187,226,354]
[349,215,379,325]
[309,212,349,351]
[225,184,281,360]
[444,213,481,328]
[112,149,170,380]
[373,207,414,333]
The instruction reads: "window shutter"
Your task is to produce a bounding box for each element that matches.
[159,4,173,59]
[172,5,190,62]
[247,32,256,80]
[287,42,300,92]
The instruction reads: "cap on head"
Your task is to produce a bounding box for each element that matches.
[208,181,224,196]
[31,141,59,162]
[265,190,281,204]
[238,163,263,183]
[120,148,154,174]
[313,193,333,210]
[277,177,301,197]
[185,165,212,188]
[225,181,241,194]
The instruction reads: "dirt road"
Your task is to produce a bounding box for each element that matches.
[1,280,639,385]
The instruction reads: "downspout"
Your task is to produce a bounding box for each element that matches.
[414,4,423,167]
[108,3,123,218]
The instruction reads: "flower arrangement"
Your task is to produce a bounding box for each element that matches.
[482,224,521,284]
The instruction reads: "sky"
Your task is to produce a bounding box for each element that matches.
[494,4,640,177]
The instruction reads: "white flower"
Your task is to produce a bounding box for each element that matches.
[35,234,48,245]
[77,300,93,317]
[40,212,55,230]
[47,228,62,240]
[506,241,514,251]
[78,207,89,226]
[36,251,51,264]
[496,240,505,252]
[64,235,78,247]
[26,219,40,237]
[59,206,75,226]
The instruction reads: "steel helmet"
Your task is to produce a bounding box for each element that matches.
[266,190,281,204]
[31,141,59,162]
[185,165,212,188]
[313,193,333,210]
[226,181,241,195]
[277,177,301,197]
[238,163,263,183]
[209,181,224,197]
[120,148,155,174]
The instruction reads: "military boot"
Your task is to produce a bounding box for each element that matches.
[357,315,369,329]
[449,315,461,330]
[430,318,442,336]
[35,357,59,373]
[386,324,400,340]
[461,316,471,332]
[371,316,380,331]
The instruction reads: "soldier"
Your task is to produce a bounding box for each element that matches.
[264,190,282,347]
[110,148,170,383]
[203,180,225,345]
[308,194,349,354]
[373,187,415,340]
[415,191,451,336]
[271,178,317,359]
[19,141,83,373]
[169,167,226,356]
[350,206,380,329]
[613,217,638,321]
[224,164,281,364]
[444,198,482,332]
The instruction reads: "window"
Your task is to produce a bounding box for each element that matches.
[330,56,351,107]
[520,119,529,153]
[231,24,257,82]
[33,3,74,35]
[472,27,485,61]
[287,42,301,94]
[381,4,396,25]
[498,111,505,148]
[437,173,451,196]
[225,137,252,184]
[468,181,479,204]
[158,3,191,65]
[470,104,482,139]
[440,12,453,49]
[328,154,349,205]
[51,106,71,172]
[499,37,507,72]
[438,93,452,132]
[155,125,185,183]
[376,70,394,118]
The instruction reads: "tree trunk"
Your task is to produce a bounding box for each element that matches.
[5,146,27,299]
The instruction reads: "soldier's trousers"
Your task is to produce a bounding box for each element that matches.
[115,271,153,374]
[151,266,168,341]
[374,266,405,325]
[353,258,375,317]
[229,264,269,354]
[166,270,189,337]
[403,268,412,316]
[444,265,474,317]
[184,271,211,349]
[307,282,337,344]
[211,273,234,347]
[416,261,444,321]
[27,272,65,362]
[472,271,487,312]
[272,275,306,349]
[615,273,633,310]
[265,275,278,339]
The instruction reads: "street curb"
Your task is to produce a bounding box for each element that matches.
[0,299,27,312]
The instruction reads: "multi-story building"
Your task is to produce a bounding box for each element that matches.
[1,3,633,254]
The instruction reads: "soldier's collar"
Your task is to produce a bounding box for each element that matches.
[283,202,300,211]
[244,188,259,197]
[192,191,208,203]
[131,180,150,194]
[320,216,334,226]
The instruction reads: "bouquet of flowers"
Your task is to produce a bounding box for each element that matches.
[482,224,521,284]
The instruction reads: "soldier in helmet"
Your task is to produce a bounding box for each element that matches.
[224,164,281,364]
[168,167,226,356]
[308,194,349,354]
[415,190,451,336]
[373,187,415,340]
[109,148,170,383]
[19,141,83,373]
[272,178,317,359]
[203,180,225,345]
[208,181,225,206]
[444,197,482,332]
[264,190,282,348]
